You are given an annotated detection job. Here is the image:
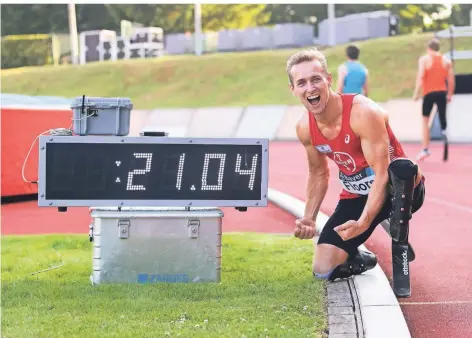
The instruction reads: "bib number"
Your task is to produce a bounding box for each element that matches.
[339,167,375,195]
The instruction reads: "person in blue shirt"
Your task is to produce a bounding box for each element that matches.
[336,45,369,97]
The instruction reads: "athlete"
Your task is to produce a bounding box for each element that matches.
[413,38,455,161]
[336,45,369,96]
[286,48,426,281]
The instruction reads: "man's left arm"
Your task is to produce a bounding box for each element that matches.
[446,58,455,102]
[356,105,390,228]
[334,101,390,239]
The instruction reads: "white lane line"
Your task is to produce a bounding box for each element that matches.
[400,301,472,305]
[426,197,472,214]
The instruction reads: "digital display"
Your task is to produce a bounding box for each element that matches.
[38,136,268,207]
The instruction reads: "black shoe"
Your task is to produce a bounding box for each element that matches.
[328,250,378,282]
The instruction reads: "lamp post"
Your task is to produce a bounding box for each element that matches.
[194,3,203,56]
[327,4,336,46]
[68,2,79,65]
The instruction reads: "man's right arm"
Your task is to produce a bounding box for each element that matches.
[445,58,455,101]
[296,118,330,221]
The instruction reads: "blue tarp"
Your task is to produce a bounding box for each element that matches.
[0,93,73,107]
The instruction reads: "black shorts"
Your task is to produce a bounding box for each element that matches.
[422,91,447,130]
[317,179,426,257]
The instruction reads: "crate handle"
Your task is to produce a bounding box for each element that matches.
[81,94,88,135]
[115,99,121,135]
[188,219,200,239]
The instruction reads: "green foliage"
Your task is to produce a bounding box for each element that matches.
[0,4,69,36]
[265,4,327,25]
[2,3,469,38]
[104,4,194,33]
[386,4,450,33]
[449,4,472,26]
[202,4,271,31]
[1,34,54,69]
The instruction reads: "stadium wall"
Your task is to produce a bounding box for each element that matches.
[2,94,471,197]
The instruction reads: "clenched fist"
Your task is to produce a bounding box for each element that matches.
[334,220,367,241]
[294,217,317,239]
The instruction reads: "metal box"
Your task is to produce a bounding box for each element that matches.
[79,30,117,65]
[71,96,133,136]
[89,207,223,285]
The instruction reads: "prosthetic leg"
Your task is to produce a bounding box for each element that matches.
[388,158,417,298]
[327,249,378,282]
[380,220,415,262]
[442,129,449,162]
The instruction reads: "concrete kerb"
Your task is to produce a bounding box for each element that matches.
[268,188,411,338]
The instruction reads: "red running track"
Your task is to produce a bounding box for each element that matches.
[267,142,472,338]
[2,141,471,338]
[1,202,296,236]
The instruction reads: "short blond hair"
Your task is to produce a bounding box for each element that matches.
[286,48,329,85]
[428,38,440,52]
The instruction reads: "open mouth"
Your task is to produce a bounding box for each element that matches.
[307,95,321,105]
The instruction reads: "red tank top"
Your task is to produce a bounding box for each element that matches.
[422,54,448,96]
[308,94,407,199]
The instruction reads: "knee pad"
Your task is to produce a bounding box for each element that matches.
[388,159,418,243]
[388,158,418,182]
[327,250,377,282]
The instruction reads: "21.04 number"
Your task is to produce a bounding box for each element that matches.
[126,152,259,191]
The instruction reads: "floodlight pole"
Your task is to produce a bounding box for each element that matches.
[194,3,203,56]
[68,2,79,65]
[327,4,336,46]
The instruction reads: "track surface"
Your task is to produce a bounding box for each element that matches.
[266,142,472,338]
[1,202,296,235]
[2,142,471,338]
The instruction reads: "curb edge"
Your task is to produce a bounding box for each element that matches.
[267,188,411,338]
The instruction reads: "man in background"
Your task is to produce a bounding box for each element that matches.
[413,38,455,161]
[336,45,369,97]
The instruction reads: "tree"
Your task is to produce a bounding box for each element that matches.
[385,4,450,33]
[1,4,70,35]
[202,4,270,31]
[449,4,472,27]
[265,4,327,25]
[2,3,468,38]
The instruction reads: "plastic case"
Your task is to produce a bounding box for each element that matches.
[71,96,133,136]
[89,207,223,285]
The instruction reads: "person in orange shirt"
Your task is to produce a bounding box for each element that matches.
[413,38,455,161]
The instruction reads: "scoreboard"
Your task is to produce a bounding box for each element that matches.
[38,136,269,208]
